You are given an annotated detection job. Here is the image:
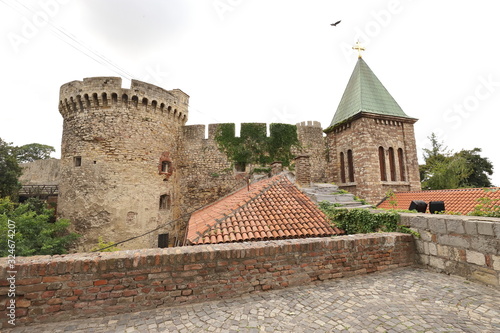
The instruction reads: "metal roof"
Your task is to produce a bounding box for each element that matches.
[329,57,411,127]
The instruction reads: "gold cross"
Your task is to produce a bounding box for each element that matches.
[352,40,365,58]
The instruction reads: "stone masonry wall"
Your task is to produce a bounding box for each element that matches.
[0,233,414,328]
[58,77,189,251]
[400,213,500,288]
[327,115,421,204]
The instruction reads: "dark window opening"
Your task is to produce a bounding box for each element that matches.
[159,194,171,210]
[235,162,246,172]
[158,233,169,248]
[74,156,82,167]
[379,147,387,181]
[389,147,396,181]
[340,152,346,183]
[398,148,406,181]
[347,150,355,182]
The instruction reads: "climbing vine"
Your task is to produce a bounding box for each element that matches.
[214,123,300,167]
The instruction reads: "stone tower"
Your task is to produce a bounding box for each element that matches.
[325,57,421,204]
[58,77,189,250]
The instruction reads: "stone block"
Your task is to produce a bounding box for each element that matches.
[493,255,500,271]
[420,230,433,242]
[470,268,499,286]
[466,250,485,266]
[428,218,446,234]
[470,237,498,254]
[417,254,430,265]
[493,222,500,239]
[429,256,445,270]
[437,244,450,258]
[428,243,437,256]
[445,219,465,234]
[409,215,428,230]
[476,221,495,236]
[438,234,469,249]
[464,221,478,235]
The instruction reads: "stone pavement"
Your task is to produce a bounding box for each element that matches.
[5,267,500,333]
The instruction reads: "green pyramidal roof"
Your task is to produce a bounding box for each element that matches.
[329,57,411,127]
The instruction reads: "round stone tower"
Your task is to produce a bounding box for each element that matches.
[58,77,189,251]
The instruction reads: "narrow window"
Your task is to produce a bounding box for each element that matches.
[132,96,138,108]
[159,194,171,210]
[158,233,169,248]
[235,162,246,172]
[389,147,396,181]
[379,147,387,181]
[398,148,406,181]
[161,161,171,173]
[347,149,355,182]
[339,152,346,183]
[122,94,128,106]
[74,156,82,167]
[111,93,118,104]
[102,92,108,107]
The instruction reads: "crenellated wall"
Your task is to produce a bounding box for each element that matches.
[58,77,190,251]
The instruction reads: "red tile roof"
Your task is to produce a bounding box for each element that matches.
[185,174,343,245]
[377,188,500,214]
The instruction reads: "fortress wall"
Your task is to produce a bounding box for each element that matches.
[19,159,60,186]
[0,233,414,328]
[295,121,328,183]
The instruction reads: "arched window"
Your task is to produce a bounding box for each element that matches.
[398,148,406,181]
[131,96,138,108]
[339,152,346,183]
[111,93,118,104]
[379,146,387,181]
[102,92,108,107]
[388,147,396,181]
[347,149,355,182]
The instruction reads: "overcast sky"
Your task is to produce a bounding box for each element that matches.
[1,0,499,186]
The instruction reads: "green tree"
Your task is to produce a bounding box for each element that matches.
[0,197,80,257]
[420,134,495,189]
[0,138,22,198]
[15,143,55,163]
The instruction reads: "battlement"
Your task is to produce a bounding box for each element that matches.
[59,77,189,124]
[296,121,321,128]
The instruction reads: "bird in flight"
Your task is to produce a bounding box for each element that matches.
[331,20,341,26]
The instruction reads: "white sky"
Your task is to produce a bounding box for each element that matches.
[1,0,499,186]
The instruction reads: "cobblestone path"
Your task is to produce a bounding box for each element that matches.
[6,267,500,332]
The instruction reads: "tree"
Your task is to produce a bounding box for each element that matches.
[0,138,22,198]
[15,143,55,163]
[0,197,80,257]
[420,134,495,189]
[456,148,493,187]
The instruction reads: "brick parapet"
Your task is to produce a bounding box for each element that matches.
[400,213,500,288]
[0,233,414,328]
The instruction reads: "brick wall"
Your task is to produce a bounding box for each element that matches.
[0,233,414,328]
[400,213,500,288]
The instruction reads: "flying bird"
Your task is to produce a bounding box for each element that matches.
[331,20,341,26]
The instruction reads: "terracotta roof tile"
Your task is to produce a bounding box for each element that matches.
[377,188,500,215]
[186,175,343,245]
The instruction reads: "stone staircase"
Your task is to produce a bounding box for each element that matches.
[301,183,373,209]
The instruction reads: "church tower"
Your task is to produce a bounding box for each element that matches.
[324,46,421,204]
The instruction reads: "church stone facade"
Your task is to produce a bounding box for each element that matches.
[56,57,420,251]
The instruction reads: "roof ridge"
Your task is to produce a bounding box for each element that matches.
[191,174,286,243]
[389,187,500,194]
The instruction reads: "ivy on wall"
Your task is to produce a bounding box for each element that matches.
[214,123,300,167]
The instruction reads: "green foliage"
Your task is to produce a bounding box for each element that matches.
[353,196,369,206]
[468,190,500,217]
[15,143,55,163]
[91,236,120,252]
[385,189,398,208]
[214,123,299,167]
[0,197,79,257]
[252,167,271,174]
[333,189,349,194]
[319,202,415,235]
[420,133,494,189]
[0,138,22,198]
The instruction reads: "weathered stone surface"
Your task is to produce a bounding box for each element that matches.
[446,218,465,234]
[429,218,447,234]
[477,221,495,236]
[471,268,498,286]
[466,250,486,266]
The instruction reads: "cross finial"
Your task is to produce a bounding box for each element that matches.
[352,40,365,58]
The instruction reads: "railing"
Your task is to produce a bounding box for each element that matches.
[19,185,58,196]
